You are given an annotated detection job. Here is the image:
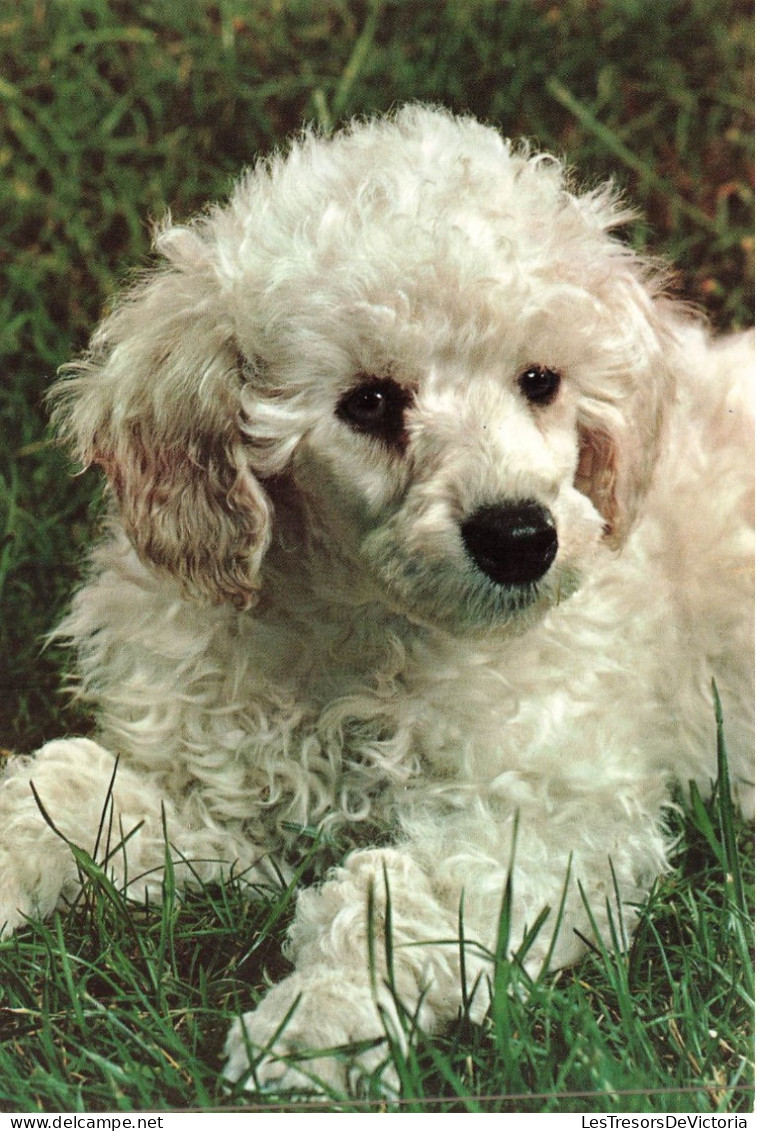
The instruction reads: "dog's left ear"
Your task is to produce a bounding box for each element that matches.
[568,188,675,548]
[573,298,672,549]
[574,423,631,547]
[50,224,272,609]
[573,294,674,548]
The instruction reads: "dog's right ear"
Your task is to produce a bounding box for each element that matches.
[50,224,272,609]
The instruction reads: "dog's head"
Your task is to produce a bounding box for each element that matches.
[52,105,676,634]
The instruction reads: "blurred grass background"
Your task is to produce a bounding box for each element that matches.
[0,0,753,750]
[0,0,753,1113]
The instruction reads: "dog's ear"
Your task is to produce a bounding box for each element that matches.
[574,425,628,546]
[50,224,271,608]
[565,183,675,548]
[573,309,671,549]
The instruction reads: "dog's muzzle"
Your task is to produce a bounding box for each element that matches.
[460,501,558,587]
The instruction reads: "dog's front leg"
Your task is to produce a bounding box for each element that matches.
[0,737,239,934]
[224,803,665,1094]
[223,845,475,1095]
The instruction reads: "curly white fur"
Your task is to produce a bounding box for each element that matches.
[1,105,753,1092]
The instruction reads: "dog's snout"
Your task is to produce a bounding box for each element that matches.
[461,501,558,586]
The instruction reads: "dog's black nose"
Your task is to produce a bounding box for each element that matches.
[460,501,558,586]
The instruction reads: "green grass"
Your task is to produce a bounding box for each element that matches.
[0,757,752,1113]
[0,0,753,1114]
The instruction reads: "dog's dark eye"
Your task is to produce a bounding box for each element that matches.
[518,366,561,406]
[336,376,411,449]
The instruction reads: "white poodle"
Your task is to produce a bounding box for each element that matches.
[1,105,753,1092]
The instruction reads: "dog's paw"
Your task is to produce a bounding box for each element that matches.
[223,966,401,1096]
[0,863,53,938]
[0,900,26,938]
